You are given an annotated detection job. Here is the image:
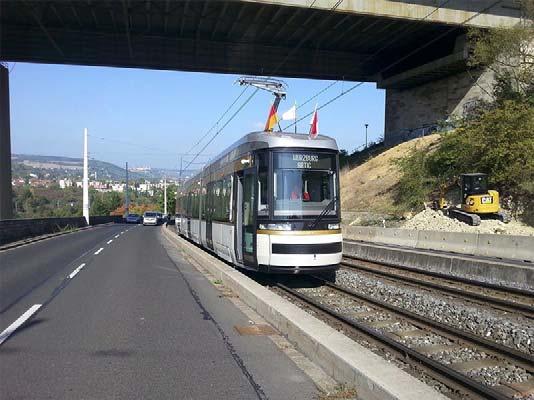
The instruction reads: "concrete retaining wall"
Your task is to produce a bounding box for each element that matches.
[344,240,534,291]
[0,216,123,245]
[343,226,534,263]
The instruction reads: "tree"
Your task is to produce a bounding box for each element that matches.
[468,1,534,104]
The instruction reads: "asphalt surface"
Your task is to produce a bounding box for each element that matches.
[0,224,318,399]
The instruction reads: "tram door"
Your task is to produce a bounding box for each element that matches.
[235,175,243,263]
[242,168,257,266]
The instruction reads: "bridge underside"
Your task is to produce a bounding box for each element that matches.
[1,0,474,87]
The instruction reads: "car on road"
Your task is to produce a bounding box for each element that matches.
[143,211,159,226]
[125,213,142,224]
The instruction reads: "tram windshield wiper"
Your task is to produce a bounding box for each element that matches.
[308,197,338,229]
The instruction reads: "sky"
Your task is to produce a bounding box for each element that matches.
[7,62,385,170]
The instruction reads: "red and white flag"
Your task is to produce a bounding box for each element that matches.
[309,104,318,139]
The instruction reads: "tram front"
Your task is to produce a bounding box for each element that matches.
[255,139,342,274]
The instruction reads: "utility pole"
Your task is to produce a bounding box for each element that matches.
[125,162,129,215]
[83,128,90,225]
[163,177,167,215]
[364,123,369,149]
[179,156,183,186]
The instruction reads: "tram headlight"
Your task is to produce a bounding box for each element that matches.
[259,223,292,231]
[328,223,340,230]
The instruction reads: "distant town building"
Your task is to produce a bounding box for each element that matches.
[131,166,151,172]
[29,179,54,188]
[110,183,125,193]
[59,179,73,189]
[11,178,25,187]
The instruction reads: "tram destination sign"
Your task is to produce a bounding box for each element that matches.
[275,152,333,169]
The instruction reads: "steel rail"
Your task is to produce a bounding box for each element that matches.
[316,278,534,366]
[340,258,534,316]
[277,282,514,400]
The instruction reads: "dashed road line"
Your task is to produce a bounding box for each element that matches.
[106,240,113,244]
[114,234,120,238]
[68,263,86,279]
[94,247,104,255]
[0,304,42,346]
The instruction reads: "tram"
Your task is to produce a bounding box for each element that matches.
[176,131,342,274]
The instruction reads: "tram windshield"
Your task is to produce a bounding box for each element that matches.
[272,152,338,219]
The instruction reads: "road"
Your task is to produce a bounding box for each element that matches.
[0,224,318,399]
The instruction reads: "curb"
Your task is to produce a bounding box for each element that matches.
[162,227,447,400]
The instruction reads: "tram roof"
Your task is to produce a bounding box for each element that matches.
[183,131,339,186]
[214,131,339,160]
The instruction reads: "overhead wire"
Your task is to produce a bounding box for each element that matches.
[90,134,213,157]
[184,0,346,171]
[282,0,503,131]
[183,85,250,156]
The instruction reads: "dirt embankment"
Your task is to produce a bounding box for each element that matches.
[340,134,534,236]
[340,134,441,215]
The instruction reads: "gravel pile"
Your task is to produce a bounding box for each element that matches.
[336,269,534,354]
[401,208,534,236]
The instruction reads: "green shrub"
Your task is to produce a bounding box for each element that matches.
[394,100,534,222]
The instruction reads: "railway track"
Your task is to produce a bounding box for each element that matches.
[276,277,534,400]
[341,256,534,318]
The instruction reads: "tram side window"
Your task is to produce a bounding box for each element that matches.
[201,185,207,219]
[212,177,232,222]
[257,152,269,216]
[223,176,232,222]
[186,192,192,217]
[191,192,197,218]
[213,180,223,221]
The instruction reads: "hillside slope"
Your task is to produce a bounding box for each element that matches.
[340,134,441,214]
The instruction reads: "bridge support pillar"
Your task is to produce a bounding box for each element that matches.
[383,68,495,147]
[0,65,13,220]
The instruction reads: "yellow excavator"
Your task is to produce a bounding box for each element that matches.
[434,173,510,226]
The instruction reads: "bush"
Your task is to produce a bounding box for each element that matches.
[394,100,534,222]
[395,149,435,212]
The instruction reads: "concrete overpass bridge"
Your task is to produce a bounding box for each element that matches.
[0,0,522,218]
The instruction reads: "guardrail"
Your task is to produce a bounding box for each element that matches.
[343,226,534,263]
[0,216,124,246]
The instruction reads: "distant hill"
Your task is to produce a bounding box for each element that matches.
[11,154,198,181]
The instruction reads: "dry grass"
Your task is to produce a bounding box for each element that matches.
[340,134,441,215]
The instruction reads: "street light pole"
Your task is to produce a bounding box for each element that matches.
[163,177,167,216]
[125,162,129,216]
[364,123,369,149]
[82,128,90,225]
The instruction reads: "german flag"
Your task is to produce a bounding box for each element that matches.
[264,104,278,132]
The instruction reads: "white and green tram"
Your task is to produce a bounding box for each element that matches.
[176,131,342,274]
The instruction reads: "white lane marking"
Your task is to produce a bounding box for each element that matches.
[107,240,113,244]
[0,304,42,345]
[94,247,104,255]
[114,235,120,238]
[120,231,124,234]
[68,263,86,279]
